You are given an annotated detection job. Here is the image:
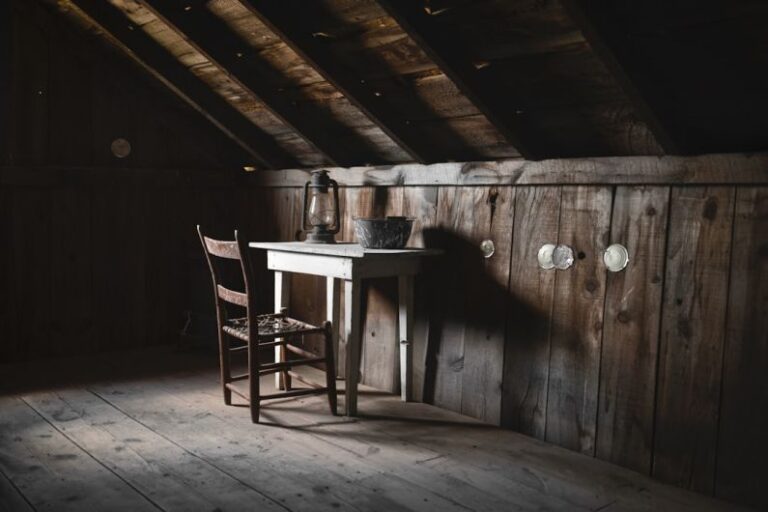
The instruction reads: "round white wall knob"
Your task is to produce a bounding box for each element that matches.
[552,244,574,270]
[480,239,495,258]
[604,244,630,272]
[538,243,556,269]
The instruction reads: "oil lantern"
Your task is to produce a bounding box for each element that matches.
[302,169,340,244]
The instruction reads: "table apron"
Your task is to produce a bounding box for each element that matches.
[267,251,353,279]
[266,251,422,279]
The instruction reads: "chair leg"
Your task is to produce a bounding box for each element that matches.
[248,341,260,423]
[323,321,338,416]
[219,331,232,406]
[279,343,292,391]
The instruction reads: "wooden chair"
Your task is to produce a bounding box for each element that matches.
[197,226,337,422]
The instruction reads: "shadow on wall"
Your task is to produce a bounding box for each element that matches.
[418,228,550,412]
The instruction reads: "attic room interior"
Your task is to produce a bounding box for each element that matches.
[1,0,767,510]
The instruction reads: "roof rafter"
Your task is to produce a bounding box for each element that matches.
[240,0,450,164]
[560,0,685,155]
[68,0,297,170]
[375,0,549,161]
[142,0,383,167]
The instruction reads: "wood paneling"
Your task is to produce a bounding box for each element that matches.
[10,189,51,360]
[0,0,14,165]
[244,180,762,508]
[597,186,669,473]
[715,187,768,508]
[430,186,515,424]
[50,187,93,357]
[11,2,48,166]
[654,187,735,493]
[502,186,561,438]
[546,186,612,454]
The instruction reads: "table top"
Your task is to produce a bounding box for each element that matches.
[249,241,443,258]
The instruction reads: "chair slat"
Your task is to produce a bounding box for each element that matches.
[204,237,241,260]
[217,285,248,307]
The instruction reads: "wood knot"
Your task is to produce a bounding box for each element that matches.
[651,275,662,284]
[645,205,657,216]
[617,311,631,324]
[585,279,599,293]
[702,197,718,220]
[677,318,692,339]
[449,357,464,372]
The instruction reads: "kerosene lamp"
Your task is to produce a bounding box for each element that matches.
[302,170,340,244]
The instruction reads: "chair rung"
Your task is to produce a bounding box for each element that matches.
[230,345,248,353]
[230,373,249,382]
[224,383,249,400]
[261,387,328,401]
[287,370,323,389]
[285,343,321,360]
[260,357,325,372]
[257,339,287,348]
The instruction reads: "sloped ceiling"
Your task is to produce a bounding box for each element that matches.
[46,0,768,170]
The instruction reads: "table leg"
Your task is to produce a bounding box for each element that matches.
[398,275,414,402]
[344,278,362,416]
[274,271,290,390]
[326,277,341,378]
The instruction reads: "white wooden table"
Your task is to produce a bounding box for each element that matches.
[249,241,441,416]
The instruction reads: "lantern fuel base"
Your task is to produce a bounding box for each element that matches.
[302,170,340,244]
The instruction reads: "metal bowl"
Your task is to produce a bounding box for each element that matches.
[353,217,414,249]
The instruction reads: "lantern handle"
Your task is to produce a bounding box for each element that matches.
[301,180,311,232]
[330,180,340,234]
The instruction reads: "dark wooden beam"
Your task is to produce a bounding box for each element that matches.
[143,0,382,167]
[242,152,768,187]
[559,0,685,155]
[241,0,449,164]
[375,0,548,161]
[69,0,296,170]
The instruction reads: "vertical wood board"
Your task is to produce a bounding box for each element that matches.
[653,186,735,494]
[431,186,515,424]
[597,186,669,473]
[715,186,768,508]
[502,186,561,438]
[546,186,612,455]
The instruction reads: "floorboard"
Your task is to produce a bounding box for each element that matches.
[0,348,751,512]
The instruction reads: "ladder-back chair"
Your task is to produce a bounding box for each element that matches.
[197,226,337,422]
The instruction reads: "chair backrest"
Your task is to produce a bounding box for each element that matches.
[197,226,256,322]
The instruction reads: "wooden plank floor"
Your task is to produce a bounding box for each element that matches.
[0,348,750,512]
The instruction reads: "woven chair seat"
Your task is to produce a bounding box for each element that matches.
[223,315,324,342]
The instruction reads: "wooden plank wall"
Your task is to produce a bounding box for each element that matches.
[253,182,765,510]
[0,0,251,363]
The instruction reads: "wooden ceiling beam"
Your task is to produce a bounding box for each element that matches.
[143,0,382,167]
[560,0,685,155]
[68,0,296,170]
[375,0,549,161]
[241,0,446,164]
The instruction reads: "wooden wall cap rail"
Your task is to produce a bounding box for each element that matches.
[246,152,768,187]
[1,152,767,188]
